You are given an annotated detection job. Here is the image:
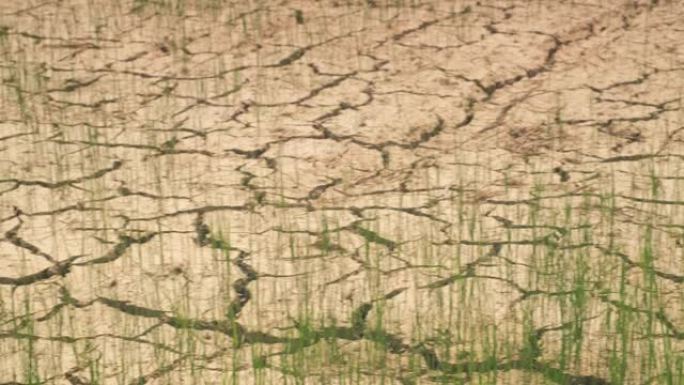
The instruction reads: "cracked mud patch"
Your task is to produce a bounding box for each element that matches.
[1,0,684,384]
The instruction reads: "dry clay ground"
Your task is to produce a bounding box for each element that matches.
[1,0,684,384]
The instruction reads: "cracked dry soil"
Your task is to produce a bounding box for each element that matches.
[1,0,684,384]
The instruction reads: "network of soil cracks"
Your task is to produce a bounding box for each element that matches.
[1,0,684,384]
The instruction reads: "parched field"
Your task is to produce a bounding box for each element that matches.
[1,0,683,384]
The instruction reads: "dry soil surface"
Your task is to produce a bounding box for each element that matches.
[1,0,684,384]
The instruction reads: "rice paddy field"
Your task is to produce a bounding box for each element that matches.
[1,0,684,384]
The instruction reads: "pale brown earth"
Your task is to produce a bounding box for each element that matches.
[1,0,684,384]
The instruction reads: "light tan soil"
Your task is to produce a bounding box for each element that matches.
[1,0,683,384]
